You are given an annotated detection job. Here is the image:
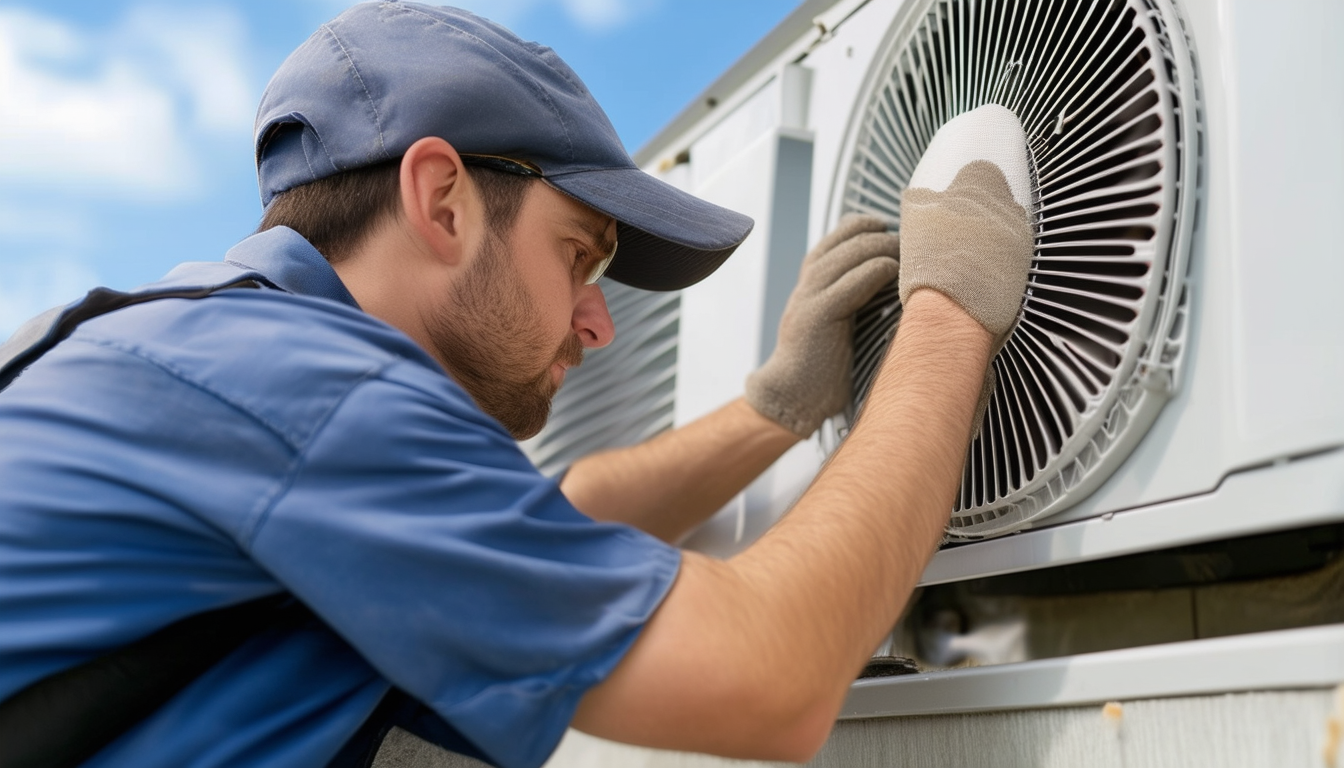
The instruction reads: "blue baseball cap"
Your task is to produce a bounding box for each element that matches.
[254,1,753,291]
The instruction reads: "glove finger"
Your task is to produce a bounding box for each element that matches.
[805,214,892,267]
[810,231,902,288]
[818,256,901,319]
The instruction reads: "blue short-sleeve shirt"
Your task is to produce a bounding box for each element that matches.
[0,228,680,768]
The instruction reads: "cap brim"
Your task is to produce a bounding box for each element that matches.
[545,167,754,292]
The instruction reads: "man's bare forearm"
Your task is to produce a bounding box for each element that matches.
[561,398,800,542]
[734,288,991,701]
[574,289,992,758]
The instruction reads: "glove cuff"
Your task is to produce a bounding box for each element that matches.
[745,367,825,438]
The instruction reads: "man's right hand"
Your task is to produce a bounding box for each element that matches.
[898,103,1034,344]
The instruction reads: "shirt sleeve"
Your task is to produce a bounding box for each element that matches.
[244,360,680,768]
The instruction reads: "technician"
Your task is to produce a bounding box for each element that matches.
[0,4,1034,768]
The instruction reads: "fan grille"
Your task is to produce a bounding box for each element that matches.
[832,0,1199,538]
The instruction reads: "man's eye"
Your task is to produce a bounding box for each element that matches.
[569,239,616,285]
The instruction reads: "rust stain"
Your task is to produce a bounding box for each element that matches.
[1102,701,1124,723]
[1325,684,1344,768]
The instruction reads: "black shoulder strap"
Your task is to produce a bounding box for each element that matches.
[0,280,260,393]
[0,595,308,768]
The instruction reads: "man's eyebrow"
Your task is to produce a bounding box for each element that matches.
[568,215,617,257]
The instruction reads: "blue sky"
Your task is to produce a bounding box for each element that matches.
[0,0,797,337]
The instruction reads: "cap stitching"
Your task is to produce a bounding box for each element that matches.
[300,135,319,182]
[321,23,389,160]
[526,40,589,160]
[395,4,575,163]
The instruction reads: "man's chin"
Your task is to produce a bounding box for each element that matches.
[504,400,552,440]
[491,379,557,440]
[437,348,573,440]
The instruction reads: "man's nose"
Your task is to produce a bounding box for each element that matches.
[572,282,615,349]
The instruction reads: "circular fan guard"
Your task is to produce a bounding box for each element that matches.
[829,0,1200,538]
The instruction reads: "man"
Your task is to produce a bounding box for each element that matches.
[0,3,1034,767]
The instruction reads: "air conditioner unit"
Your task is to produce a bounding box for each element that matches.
[528,0,1344,762]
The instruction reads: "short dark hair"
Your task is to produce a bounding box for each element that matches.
[258,157,534,264]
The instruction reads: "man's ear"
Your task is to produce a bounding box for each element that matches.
[399,136,473,266]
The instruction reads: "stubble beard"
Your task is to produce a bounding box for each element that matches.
[426,230,584,440]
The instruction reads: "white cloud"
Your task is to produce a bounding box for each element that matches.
[118,5,253,134]
[558,0,658,33]
[0,5,255,200]
[0,205,90,247]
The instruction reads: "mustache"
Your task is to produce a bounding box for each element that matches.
[557,333,585,369]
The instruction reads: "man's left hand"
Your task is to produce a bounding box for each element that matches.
[745,213,900,438]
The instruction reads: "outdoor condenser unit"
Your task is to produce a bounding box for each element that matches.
[525,0,1344,760]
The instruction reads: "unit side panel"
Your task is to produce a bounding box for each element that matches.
[1044,0,1344,529]
[673,131,778,428]
[1224,0,1344,456]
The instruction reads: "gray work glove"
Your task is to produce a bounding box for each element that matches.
[746,214,901,438]
[898,104,1035,434]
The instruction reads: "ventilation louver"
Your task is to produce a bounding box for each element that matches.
[828,0,1201,539]
[520,281,680,477]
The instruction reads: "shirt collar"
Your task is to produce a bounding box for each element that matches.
[223,227,360,309]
